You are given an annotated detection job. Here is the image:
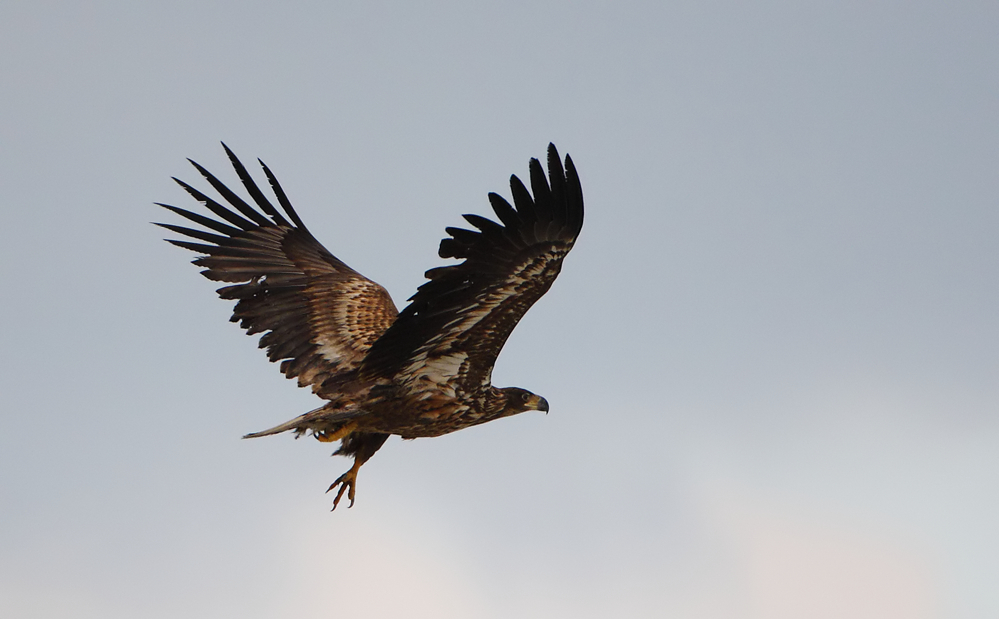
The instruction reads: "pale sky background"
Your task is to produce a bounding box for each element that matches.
[1,1,997,617]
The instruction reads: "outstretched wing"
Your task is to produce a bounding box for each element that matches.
[361,143,583,393]
[157,144,398,399]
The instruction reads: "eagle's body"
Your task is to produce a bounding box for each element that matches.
[158,144,582,508]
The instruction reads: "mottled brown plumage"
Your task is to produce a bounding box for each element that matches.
[158,144,583,509]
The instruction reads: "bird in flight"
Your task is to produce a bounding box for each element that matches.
[157,144,583,509]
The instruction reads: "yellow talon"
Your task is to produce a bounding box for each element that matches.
[314,421,358,443]
[327,459,363,510]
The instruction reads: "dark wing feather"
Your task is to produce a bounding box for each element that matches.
[157,144,398,398]
[361,144,583,392]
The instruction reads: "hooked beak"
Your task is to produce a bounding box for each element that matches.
[535,396,549,414]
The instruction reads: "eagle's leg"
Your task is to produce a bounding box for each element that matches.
[326,432,390,510]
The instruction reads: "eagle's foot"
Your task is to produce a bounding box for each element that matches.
[314,421,358,444]
[326,468,358,510]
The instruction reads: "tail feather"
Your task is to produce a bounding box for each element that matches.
[242,404,365,439]
[242,413,312,439]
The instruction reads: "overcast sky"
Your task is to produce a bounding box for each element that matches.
[2,1,997,617]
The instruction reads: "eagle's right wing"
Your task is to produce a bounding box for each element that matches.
[360,144,583,393]
[157,144,398,399]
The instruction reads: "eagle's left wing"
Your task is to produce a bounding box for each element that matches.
[157,144,398,399]
[360,144,583,392]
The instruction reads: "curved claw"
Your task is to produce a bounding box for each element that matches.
[321,434,387,512]
[326,470,357,510]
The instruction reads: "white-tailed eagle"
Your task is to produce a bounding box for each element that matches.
[158,144,583,509]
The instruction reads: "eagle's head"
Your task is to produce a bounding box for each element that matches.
[499,387,550,417]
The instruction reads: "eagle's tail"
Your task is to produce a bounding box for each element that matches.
[242,405,364,440]
[242,414,311,439]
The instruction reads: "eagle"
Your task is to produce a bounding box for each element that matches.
[157,143,583,509]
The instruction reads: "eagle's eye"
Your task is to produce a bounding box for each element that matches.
[521,392,530,402]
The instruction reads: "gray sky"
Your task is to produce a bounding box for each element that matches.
[2,1,997,617]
